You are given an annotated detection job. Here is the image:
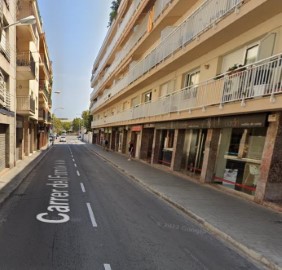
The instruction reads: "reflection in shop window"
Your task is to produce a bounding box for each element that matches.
[215,127,266,195]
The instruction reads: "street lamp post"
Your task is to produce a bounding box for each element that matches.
[1,15,36,41]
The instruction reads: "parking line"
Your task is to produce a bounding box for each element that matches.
[104,264,112,270]
[77,170,80,176]
[80,183,86,193]
[86,203,97,227]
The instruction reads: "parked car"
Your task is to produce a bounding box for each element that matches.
[60,136,66,142]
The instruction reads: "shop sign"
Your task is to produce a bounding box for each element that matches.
[144,123,155,128]
[131,125,142,132]
[155,114,267,129]
[93,130,99,134]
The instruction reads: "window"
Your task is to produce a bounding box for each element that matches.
[183,70,200,89]
[122,101,127,111]
[143,91,152,103]
[131,96,139,107]
[244,45,259,65]
[183,70,199,99]
[160,80,175,97]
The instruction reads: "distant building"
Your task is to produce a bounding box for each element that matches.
[90,0,282,205]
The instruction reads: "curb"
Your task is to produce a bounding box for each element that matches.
[0,147,51,207]
[88,146,281,270]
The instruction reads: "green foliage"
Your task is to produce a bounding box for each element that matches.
[62,122,71,132]
[72,118,81,133]
[52,115,63,133]
[82,110,93,132]
[108,0,121,27]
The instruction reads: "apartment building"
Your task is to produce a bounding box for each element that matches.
[16,0,52,158]
[0,0,52,174]
[0,0,17,171]
[90,0,282,204]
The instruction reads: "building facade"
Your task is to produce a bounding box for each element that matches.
[90,0,282,204]
[0,0,17,171]
[0,0,52,175]
[16,0,52,159]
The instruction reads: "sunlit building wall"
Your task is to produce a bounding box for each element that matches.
[90,0,282,204]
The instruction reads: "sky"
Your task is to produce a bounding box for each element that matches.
[37,0,113,119]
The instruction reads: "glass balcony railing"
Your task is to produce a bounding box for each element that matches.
[91,53,282,127]
[91,0,243,109]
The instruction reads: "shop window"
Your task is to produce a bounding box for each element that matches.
[215,127,267,195]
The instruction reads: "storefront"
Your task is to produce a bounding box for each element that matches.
[130,125,142,158]
[156,113,268,195]
[214,122,267,195]
[181,129,207,176]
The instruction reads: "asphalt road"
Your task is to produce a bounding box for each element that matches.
[0,136,263,270]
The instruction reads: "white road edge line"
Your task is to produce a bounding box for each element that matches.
[86,203,97,227]
[80,183,86,193]
[104,264,112,270]
[77,170,80,176]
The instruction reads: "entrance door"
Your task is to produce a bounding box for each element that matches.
[0,125,7,171]
[186,129,207,175]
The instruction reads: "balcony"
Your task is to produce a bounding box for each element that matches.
[16,52,36,80]
[91,53,282,128]
[17,96,36,115]
[0,32,10,61]
[38,109,49,123]
[91,0,244,108]
[0,89,11,111]
[91,0,176,89]
[39,53,51,75]
[39,80,49,101]
[91,0,144,86]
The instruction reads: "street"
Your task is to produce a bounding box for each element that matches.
[0,136,262,270]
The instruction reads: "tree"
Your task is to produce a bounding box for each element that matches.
[72,118,81,133]
[81,110,93,132]
[52,115,63,134]
[108,0,121,27]
[62,122,71,133]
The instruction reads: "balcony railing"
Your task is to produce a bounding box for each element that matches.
[91,53,282,127]
[91,0,176,90]
[0,31,10,61]
[17,52,36,76]
[17,96,36,114]
[39,109,49,122]
[91,0,243,109]
[39,53,51,73]
[0,88,11,111]
[92,0,143,81]
[39,80,49,99]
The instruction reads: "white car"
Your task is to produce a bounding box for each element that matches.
[60,136,66,142]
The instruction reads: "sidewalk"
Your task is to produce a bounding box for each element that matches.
[86,143,282,270]
[0,146,50,205]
